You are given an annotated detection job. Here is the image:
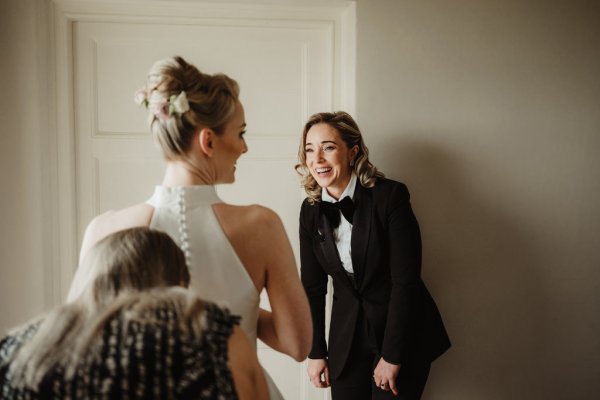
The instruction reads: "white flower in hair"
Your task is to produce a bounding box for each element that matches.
[147,91,170,121]
[169,91,190,116]
[133,88,149,107]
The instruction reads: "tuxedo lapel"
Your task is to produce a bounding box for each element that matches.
[317,210,357,289]
[351,184,372,288]
[317,212,345,273]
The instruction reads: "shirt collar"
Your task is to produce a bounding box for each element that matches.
[322,173,357,203]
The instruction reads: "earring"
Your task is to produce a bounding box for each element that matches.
[350,159,355,167]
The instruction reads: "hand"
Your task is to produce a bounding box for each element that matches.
[373,357,401,396]
[307,358,330,388]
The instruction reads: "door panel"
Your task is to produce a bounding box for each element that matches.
[75,20,332,223]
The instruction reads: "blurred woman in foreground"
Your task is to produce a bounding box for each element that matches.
[0,228,268,399]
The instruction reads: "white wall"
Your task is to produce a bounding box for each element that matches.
[1,0,598,398]
[357,0,600,399]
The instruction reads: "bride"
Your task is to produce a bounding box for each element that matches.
[67,56,312,399]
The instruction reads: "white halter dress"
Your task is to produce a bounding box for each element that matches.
[147,185,283,400]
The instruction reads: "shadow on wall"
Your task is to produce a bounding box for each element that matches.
[376,137,551,399]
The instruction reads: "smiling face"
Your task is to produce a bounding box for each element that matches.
[213,100,248,183]
[304,123,358,199]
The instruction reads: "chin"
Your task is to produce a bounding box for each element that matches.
[317,177,337,189]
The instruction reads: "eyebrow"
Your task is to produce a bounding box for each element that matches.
[305,140,337,146]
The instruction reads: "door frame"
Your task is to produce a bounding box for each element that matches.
[46,0,355,341]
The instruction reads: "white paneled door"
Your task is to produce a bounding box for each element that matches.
[52,1,355,399]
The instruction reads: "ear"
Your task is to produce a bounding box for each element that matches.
[350,145,359,160]
[198,127,215,157]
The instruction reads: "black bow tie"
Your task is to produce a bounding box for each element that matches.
[320,196,355,229]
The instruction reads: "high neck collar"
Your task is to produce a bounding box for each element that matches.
[147,185,222,207]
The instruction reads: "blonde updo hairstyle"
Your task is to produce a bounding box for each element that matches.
[295,111,384,204]
[145,56,240,160]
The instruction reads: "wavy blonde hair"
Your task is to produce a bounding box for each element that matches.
[5,228,190,389]
[295,111,384,203]
[144,56,240,160]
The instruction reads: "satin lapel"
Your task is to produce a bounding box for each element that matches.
[317,212,346,274]
[351,184,372,287]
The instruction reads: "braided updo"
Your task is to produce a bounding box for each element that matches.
[143,56,239,160]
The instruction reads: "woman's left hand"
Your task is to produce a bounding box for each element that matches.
[373,357,401,395]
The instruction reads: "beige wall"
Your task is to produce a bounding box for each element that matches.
[1,0,598,398]
[357,0,599,398]
[0,0,50,330]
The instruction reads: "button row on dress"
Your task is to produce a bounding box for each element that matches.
[176,188,192,268]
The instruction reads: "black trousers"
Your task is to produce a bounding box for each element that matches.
[330,309,430,400]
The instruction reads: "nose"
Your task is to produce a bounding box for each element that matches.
[316,148,325,162]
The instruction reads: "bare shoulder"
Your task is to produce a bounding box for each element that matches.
[89,202,154,236]
[80,203,154,258]
[214,203,283,233]
[245,204,281,226]
[212,204,286,261]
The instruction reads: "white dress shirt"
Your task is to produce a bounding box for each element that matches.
[322,174,357,274]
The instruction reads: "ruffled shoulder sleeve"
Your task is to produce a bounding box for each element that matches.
[177,302,241,400]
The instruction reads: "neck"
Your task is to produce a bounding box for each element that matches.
[162,160,215,186]
[326,175,352,200]
[326,187,344,201]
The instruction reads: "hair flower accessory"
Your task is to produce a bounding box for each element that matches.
[137,89,190,121]
[134,88,149,108]
[169,91,190,116]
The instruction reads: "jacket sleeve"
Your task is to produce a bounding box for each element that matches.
[299,201,329,359]
[381,183,422,364]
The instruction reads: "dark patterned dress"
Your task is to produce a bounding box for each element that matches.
[0,301,239,400]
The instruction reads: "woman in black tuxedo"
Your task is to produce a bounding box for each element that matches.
[296,111,450,399]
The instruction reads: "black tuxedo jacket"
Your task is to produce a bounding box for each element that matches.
[300,178,450,379]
